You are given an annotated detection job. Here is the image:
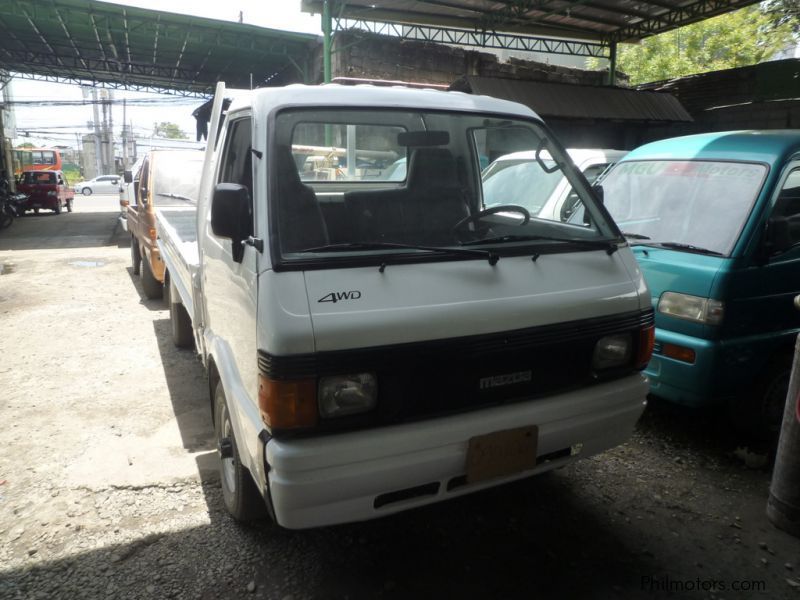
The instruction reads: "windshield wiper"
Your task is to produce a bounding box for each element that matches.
[157,192,195,203]
[298,241,499,266]
[645,242,724,256]
[460,234,619,255]
[622,232,651,240]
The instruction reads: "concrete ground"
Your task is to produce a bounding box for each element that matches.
[0,197,798,599]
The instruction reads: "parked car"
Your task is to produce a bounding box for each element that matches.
[16,170,74,214]
[597,130,800,436]
[127,149,204,299]
[156,83,653,529]
[482,148,624,220]
[73,174,120,195]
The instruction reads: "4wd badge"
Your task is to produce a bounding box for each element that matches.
[318,290,362,303]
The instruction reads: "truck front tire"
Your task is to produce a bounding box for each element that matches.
[214,382,265,522]
[141,255,162,300]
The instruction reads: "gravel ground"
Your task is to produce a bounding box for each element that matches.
[0,199,798,600]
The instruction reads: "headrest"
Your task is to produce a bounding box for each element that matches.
[407,148,457,189]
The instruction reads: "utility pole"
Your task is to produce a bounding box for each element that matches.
[121,98,128,171]
[91,87,102,177]
[108,90,115,173]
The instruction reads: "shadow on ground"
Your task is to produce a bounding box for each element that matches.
[0,211,128,250]
[0,471,665,600]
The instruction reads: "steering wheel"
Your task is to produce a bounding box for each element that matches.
[452,204,531,234]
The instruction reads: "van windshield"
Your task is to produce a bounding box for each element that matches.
[600,160,767,256]
[273,108,618,265]
[152,151,204,205]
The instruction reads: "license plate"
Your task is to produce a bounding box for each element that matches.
[466,425,538,484]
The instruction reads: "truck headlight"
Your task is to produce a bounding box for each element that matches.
[658,292,724,325]
[592,334,632,370]
[318,373,377,418]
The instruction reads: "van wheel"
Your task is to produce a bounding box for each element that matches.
[728,355,792,439]
[140,256,163,300]
[167,279,194,348]
[214,382,265,521]
[130,238,141,275]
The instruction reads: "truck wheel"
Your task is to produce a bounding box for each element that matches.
[130,237,141,275]
[82,187,92,196]
[140,256,163,300]
[54,201,61,215]
[167,279,194,348]
[214,382,265,521]
[728,355,791,439]
[66,199,73,213]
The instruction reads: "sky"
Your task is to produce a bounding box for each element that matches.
[8,0,322,147]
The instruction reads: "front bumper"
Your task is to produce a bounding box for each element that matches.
[265,373,647,529]
[645,327,790,408]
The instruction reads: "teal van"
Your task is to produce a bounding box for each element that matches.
[597,131,800,435]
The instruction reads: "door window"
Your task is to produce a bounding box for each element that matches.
[772,168,800,247]
[216,118,254,260]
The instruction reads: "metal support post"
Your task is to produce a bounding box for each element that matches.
[768,332,800,538]
[322,0,332,84]
[608,42,617,87]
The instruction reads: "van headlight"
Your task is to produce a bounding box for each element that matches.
[318,373,377,418]
[658,292,724,325]
[592,334,632,370]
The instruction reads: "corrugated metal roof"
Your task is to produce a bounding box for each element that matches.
[451,75,692,122]
[303,0,761,44]
[0,0,319,95]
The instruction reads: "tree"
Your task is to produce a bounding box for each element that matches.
[765,0,800,34]
[153,121,188,140]
[589,6,796,85]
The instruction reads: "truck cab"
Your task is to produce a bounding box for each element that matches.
[158,84,653,529]
[598,130,800,436]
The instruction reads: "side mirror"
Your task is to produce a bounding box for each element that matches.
[211,183,251,262]
[124,170,133,183]
[765,216,793,254]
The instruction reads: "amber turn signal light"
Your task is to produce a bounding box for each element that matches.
[636,326,655,369]
[258,374,318,430]
[662,343,696,364]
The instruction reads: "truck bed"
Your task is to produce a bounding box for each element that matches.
[156,207,199,320]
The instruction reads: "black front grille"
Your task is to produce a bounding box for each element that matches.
[259,309,654,437]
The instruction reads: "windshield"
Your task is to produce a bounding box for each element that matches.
[273,109,616,265]
[152,151,204,206]
[482,158,563,214]
[600,160,767,256]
